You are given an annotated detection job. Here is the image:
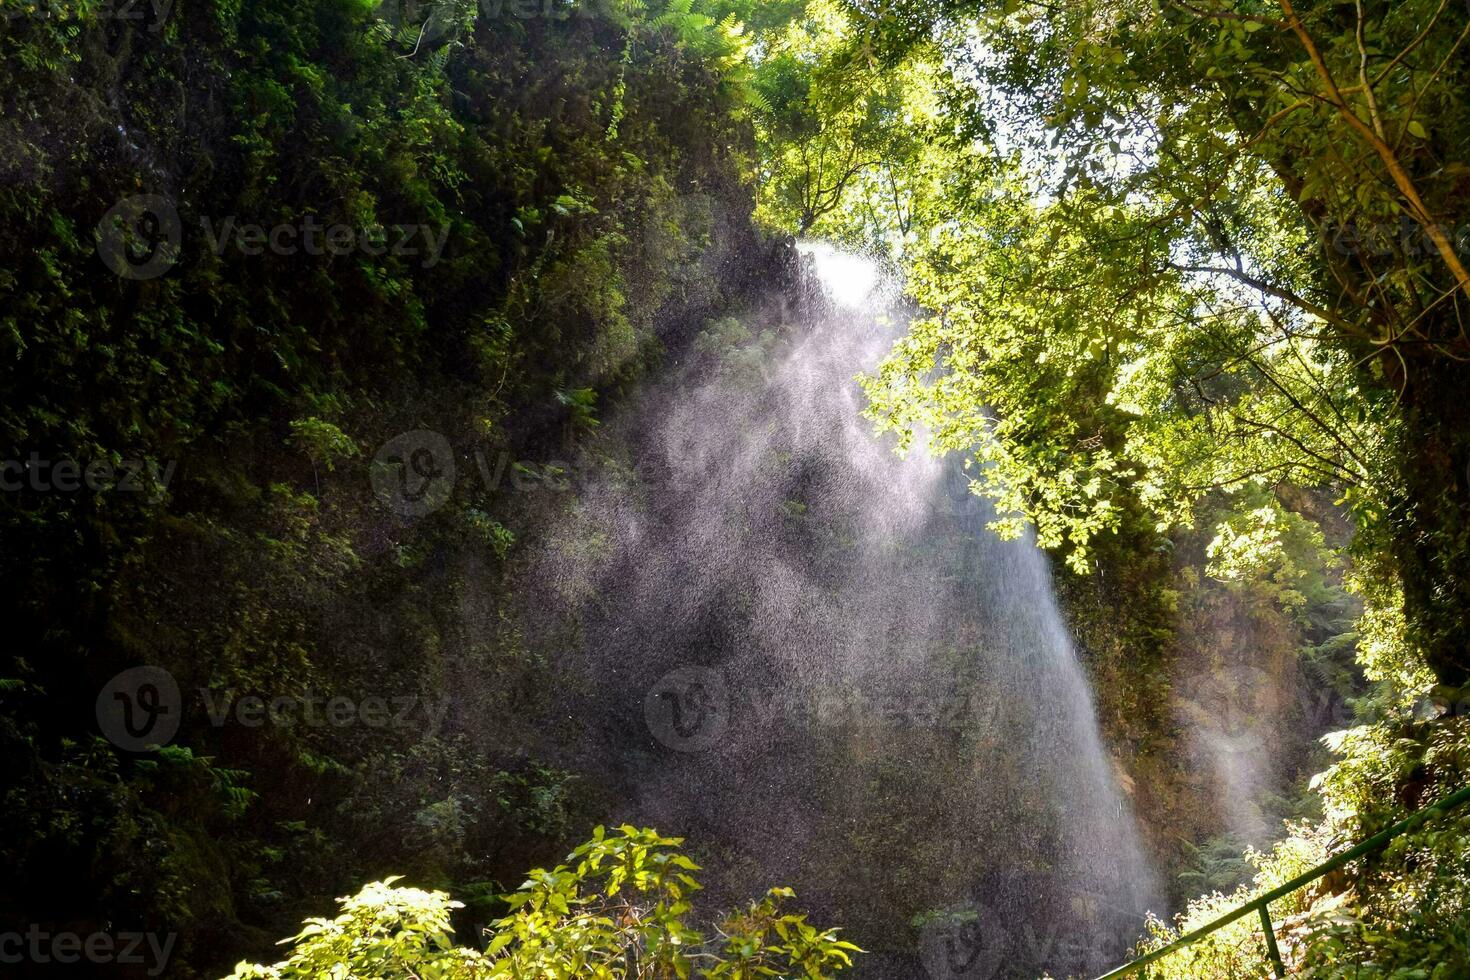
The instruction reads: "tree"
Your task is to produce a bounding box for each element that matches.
[749,0,935,236]
[841,0,1470,687]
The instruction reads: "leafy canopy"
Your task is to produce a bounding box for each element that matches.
[770,0,1470,684]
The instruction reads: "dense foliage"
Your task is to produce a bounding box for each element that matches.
[1,0,794,973]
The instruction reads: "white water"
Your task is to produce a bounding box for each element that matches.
[530,243,1161,978]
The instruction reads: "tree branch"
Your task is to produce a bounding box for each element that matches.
[1278,0,1470,303]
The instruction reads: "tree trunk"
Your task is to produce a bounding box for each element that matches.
[1391,354,1470,688]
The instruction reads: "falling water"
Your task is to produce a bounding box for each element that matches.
[526,243,1162,978]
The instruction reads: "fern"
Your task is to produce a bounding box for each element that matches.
[743,86,773,115]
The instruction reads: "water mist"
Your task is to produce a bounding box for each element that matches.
[525,242,1162,979]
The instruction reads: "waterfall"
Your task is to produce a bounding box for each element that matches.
[527,242,1162,978]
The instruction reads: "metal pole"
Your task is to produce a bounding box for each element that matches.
[1258,903,1285,978]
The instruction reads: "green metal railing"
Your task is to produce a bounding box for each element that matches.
[1093,783,1470,980]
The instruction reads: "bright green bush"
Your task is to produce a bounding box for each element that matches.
[1135,822,1329,979]
[224,826,860,979]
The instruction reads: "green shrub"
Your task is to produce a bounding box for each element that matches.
[224,826,860,979]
